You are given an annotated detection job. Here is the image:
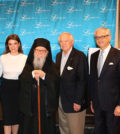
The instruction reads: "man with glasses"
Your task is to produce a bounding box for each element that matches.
[90,27,120,134]
[19,38,59,134]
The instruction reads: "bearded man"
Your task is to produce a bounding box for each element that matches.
[19,38,59,134]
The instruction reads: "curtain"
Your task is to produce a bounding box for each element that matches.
[0,0,117,61]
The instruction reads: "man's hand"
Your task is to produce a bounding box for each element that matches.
[73,103,81,112]
[34,72,40,81]
[33,70,45,80]
[114,105,120,116]
[90,101,94,113]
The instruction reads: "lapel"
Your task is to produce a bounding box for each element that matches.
[93,50,99,78]
[99,47,114,78]
[61,48,75,77]
[56,52,62,76]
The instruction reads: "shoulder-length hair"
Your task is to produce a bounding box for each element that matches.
[3,34,23,54]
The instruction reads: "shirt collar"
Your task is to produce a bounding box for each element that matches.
[100,44,111,54]
[62,47,73,57]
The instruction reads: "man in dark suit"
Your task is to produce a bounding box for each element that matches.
[90,27,120,134]
[56,32,88,134]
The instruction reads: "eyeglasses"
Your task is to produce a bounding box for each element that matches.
[95,35,110,40]
[59,40,71,43]
[34,49,47,53]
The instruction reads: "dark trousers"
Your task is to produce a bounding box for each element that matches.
[94,106,120,134]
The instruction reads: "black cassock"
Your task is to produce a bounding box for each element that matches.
[18,61,59,134]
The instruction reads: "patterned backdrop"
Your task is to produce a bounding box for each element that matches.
[0,0,117,61]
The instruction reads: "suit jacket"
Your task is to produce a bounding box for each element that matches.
[90,47,120,111]
[56,48,88,113]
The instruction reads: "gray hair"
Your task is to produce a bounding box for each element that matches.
[58,32,74,42]
[94,27,111,36]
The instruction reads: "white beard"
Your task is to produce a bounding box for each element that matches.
[33,55,47,70]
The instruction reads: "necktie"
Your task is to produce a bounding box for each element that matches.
[98,51,104,77]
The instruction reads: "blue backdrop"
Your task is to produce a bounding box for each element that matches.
[0,0,117,61]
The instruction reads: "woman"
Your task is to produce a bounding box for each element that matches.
[0,34,27,134]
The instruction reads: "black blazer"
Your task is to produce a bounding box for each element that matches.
[56,48,88,113]
[90,47,120,111]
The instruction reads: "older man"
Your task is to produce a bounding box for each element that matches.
[90,27,120,134]
[19,38,59,134]
[56,32,88,134]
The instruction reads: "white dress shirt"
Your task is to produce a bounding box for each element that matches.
[60,48,72,75]
[97,44,111,74]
